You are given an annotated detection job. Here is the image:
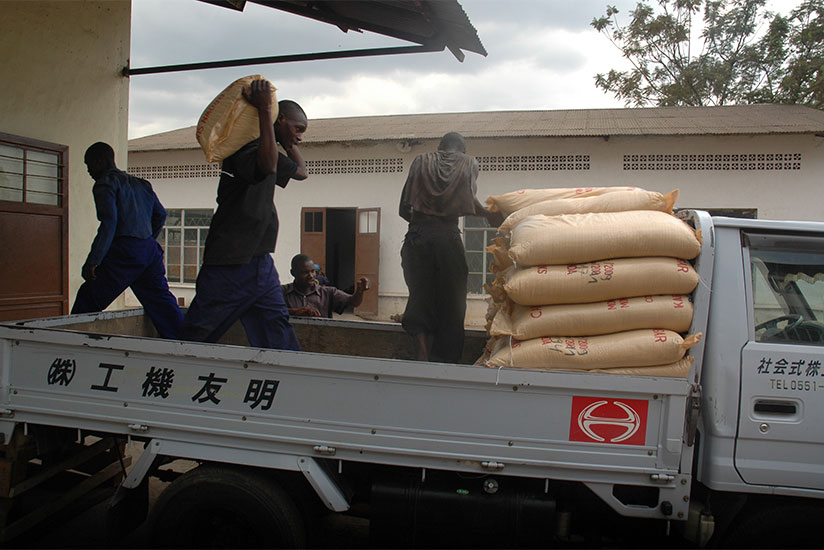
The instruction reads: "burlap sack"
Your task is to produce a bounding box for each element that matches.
[487,236,513,273]
[484,330,701,370]
[196,75,278,163]
[509,211,702,266]
[485,279,508,305]
[591,357,693,378]
[486,186,640,217]
[501,257,699,306]
[498,190,679,235]
[484,298,500,334]
[490,294,694,339]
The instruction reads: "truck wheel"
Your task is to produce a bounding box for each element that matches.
[720,502,824,548]
[148,463,306,548]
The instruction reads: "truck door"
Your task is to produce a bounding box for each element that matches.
[736,232,824,490]
[354,208,380,318]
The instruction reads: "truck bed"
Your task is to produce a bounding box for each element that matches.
[51,310,489,364]
[0,212,717,522]
[0,308,697,520]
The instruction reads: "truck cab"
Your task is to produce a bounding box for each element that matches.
[695,217,824,547]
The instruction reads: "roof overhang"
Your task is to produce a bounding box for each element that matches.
[128,105,824,152]
[125,0,486,76]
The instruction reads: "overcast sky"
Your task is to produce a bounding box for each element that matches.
[128,0,789,139]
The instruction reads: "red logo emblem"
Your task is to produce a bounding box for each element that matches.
[569,396,648,445]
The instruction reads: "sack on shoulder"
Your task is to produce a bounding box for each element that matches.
[196,75,278,163]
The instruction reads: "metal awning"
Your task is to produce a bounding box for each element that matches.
[126,0,486,76]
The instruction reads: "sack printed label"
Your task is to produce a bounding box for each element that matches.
[570,396,649,445]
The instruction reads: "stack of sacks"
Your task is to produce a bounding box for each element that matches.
[480,186,702,377]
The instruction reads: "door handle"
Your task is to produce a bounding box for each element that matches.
[754,400,797,415]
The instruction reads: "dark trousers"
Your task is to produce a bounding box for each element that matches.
[72,237,183,339]
[401,220,468,363]
[179,255,300,351]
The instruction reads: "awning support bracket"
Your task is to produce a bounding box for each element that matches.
[124,44,446,77]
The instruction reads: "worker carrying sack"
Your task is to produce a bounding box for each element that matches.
[486,186,640,218]
[484,329,701,370]
[490,294,694,340]
[509,211,702,266]
[498,189,679,236]
[499,257,699,306]
[196,75,278,163]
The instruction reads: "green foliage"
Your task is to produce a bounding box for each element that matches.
[592,0,824,110]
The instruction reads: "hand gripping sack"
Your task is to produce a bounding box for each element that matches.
[196,75,278,163]
[498,189,679,236]
[489,294,695,339]
[486,186,640,218]
[484,329,701,370]
[502,257,699,306]
[508,210,702,266]
[487,236,513,273]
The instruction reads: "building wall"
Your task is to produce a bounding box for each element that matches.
[1,0,131,309]
[130,129,824,325]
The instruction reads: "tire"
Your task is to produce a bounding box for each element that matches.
[148,463,306,548]
[719,502,824,548]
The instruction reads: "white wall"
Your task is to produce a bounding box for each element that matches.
[465,133,823,221]
[130,128,824,324]
[1,0,131,308]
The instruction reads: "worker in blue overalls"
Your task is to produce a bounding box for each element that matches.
[179,80,308,349]
[72,142,182,339]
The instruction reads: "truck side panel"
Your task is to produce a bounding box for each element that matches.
[0,324,692,518]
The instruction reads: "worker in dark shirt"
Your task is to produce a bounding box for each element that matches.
[179,80,307,349]
[281,254,370,318]
[399,132,502,362]
[72,142,183,339]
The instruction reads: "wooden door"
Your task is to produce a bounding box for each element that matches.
[354,208,380,318]
[300,207,326,274]
[0,133,68,321]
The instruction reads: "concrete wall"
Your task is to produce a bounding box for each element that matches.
[130,128,824,325]
[1,0,131,308]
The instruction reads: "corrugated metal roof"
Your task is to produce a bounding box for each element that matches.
[129,104,824,152]
[199,0,486,57]
[130,1,485,76]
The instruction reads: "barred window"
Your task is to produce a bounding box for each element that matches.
[464,216,500,295]
[157,209,213,284]
[0,137,66,206]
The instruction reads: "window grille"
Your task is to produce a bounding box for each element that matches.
[464,216,500,295]
[0,138,66,206]
[130,164,221,179]
[477,154,590,172]
[623,153,801,171]
[157,209,213,284]
[306,158,404,175]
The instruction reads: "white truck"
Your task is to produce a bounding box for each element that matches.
[0,210,822,548]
